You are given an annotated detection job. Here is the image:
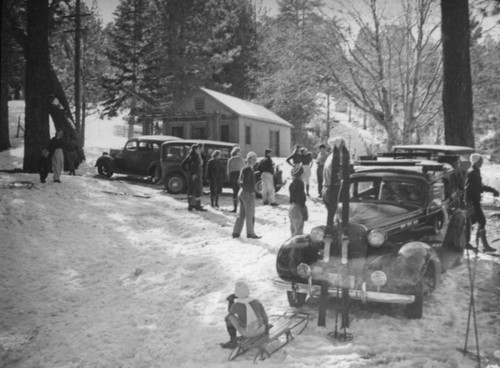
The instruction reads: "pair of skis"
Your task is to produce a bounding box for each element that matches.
[318,144,352,341]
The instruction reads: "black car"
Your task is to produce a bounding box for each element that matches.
[160,139,286,196]
[95,135,180,182]
[274,150,471,319]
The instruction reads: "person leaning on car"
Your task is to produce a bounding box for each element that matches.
[465,153,499,252]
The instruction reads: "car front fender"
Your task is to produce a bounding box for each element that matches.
[95,154,118,171]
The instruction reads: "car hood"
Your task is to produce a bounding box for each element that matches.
[345,202,418,229]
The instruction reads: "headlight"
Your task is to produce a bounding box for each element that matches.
[310,226,325,243]
[297,263,312,278]
[367,229,386,247]
[370,270,387,288]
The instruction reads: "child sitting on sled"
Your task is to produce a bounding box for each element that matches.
[220,280,271,349]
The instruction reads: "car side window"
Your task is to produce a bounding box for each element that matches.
[125,141,137,151]
[137,141,148,152]
[165,145,184,160]
[151,143,160,152]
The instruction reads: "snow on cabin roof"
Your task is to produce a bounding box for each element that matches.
[200,88,293,128]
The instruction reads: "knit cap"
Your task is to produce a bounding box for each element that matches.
[235,280,250,299]
[291,165,303,178]
[470,153,482,165]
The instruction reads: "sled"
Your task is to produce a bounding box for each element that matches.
[228,311,309,364]
[0,181,35,189]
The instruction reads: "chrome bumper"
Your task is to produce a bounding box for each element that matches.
[273,278,415,305]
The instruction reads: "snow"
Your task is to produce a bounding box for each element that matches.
[1,101,500,368]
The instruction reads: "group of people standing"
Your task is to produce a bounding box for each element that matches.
[39,130,79,183]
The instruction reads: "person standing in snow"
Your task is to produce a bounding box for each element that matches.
[316,144,328,198]
[300,147,313,196]
[39,149,51,183]
[286,145,302,167]
[465,153,499,252]
[289,165,307,236]
[257,148,278,206]
[220,280,270,349]
[181,143,206,212]
[65,135,79,176]
[207,150,225,209]
[227,147,244,213]
[48,130,64,183]
[232,151,261,239]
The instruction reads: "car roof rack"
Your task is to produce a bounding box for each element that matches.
[378,152,460,164]
[354,156,445,173]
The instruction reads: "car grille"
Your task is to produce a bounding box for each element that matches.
[329,223,368,277]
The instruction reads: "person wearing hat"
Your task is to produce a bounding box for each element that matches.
[289,165,308,236]
[227,146,245,212]
[322,137,349,220]
[257,148,278,206]
[181,144,206,212]
[316,144,329,198]
[465,153,499,252]
[232,152,261,239]
[220,280,270,349]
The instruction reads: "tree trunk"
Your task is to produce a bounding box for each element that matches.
[12,16,86,169]
[441,0,474,147]
[0,0,12,151]
[24,0,51,173]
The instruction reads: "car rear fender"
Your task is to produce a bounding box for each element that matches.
[95,155,118,171]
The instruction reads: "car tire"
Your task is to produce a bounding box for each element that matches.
[255,179,263,198]
[443,210,468,251]
[97,161,113,178]
[165,173,186,194]
[287,290,307,308]
[406,279,424,319]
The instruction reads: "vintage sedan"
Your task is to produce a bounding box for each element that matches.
[274,156,470,319]
[95,135,180,182]
[160,139,286,196]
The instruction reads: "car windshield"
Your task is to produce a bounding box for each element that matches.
[350,177,425,208]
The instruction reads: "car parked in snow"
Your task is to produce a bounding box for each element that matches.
[274,148,472,319]
[95,135,180,182]
[160,139,286,196]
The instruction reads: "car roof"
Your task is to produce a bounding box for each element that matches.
[392,144,475,154]
[131,135,181,142]
[353,158,451,180]
[161,139,237,148]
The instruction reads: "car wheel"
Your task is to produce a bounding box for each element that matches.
[97,161,113,178]
[405,266,436,319]
[165,173,186,194]
[287,290,307,308]
[443,210,468,251]
[255,179,263,198]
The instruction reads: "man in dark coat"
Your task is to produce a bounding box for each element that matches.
[465,153,499,252]
[257,148,278,206]
[181,144,206,211]
[207,150,225,208]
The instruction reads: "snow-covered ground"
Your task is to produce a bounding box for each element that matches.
[1,101,500,368]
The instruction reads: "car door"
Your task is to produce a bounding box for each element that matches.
[116,139,138,173]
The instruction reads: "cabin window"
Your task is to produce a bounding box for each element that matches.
[221,124,229,142]
[194,97,205,112]
[172,126,184,138]
[245,126,251,145]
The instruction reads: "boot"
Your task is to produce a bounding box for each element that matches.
[220,326,238,349]
[215,196,220,209]
[210,195,215,207]
[195,199,207,212]
[306,184,310,196]
[230,199,238,213]
[478,229,496,252]
[188,197,193,211]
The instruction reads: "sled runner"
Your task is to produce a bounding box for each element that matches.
[228,311,309,363]
[0,181,35,189]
